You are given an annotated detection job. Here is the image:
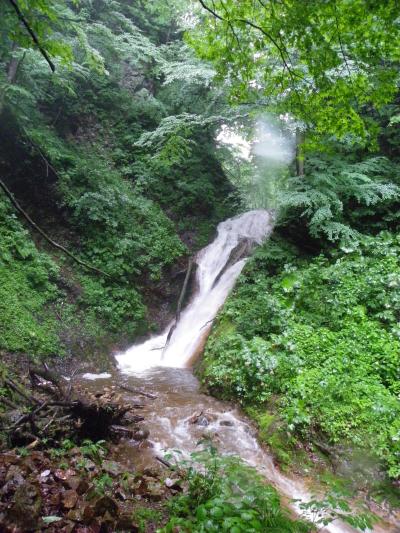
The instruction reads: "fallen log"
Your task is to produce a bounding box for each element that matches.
[1,367,147,446]
[29,365,66,398]
[5,378,40,405]
[110,425,149,440]
[120,384,156,400]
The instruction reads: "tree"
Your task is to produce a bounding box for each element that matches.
[189,0,400,145]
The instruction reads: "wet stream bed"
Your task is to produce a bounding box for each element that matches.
[81,368,398,533]
[82,211,398,532]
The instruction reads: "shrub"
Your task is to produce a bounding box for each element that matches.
[161,446,309,533]
[202,232,400,477]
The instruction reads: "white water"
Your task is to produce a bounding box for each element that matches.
[117,209,272,372]
[111,210,396,533]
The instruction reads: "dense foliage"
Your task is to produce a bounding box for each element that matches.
[0,0,399,524]
[162,447,310,533]
[0,195,60,355]
[0,0,234,357]
[202,233,400,478]
[161,445,376,532]
[278,151,400,242]
[190,0,400,143]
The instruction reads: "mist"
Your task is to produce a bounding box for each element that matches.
[252,117,295,165]
[216,116,295,212]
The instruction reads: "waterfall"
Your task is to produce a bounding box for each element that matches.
[116,210,272,373]
[110,209,395,533]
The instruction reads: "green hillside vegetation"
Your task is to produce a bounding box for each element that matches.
[0,0,233,361]
[0,0,399,530]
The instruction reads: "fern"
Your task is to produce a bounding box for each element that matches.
[161,59,215,85]
[279,155,400,243]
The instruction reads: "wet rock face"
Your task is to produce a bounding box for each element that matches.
[212,237,257,287]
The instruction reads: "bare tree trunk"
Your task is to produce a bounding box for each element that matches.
[0,44,25,115]
[295,129,305,176]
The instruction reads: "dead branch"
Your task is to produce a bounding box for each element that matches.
[5,378,40,405]
[7,400,49,431]
[120,384,156,400]
[0,396,19,410]
[162,257,194,357]
[0,178,111,278]
[176,257,193,322]
[2,365,146,446]
[200,318,214,330]
[156,455,173,468]
[41,409,60,433]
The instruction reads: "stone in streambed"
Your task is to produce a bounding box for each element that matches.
[54,468,76,483]
[5,464,24,485]
[165,477,182,491]
[102,460,122,476]
[117,512,140,531]
[93,495,119,516]
[66,475,89,494]
[219,419,234,427]
[197,416,210,427]
[62,489,79,509]
[143,466,161,478]
[82,503,95,523]
[138,440,154,450]
[134,427,150,440]
[146,481,165,501]
[188,411,217,426]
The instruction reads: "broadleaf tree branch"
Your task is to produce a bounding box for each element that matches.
[198,0,224,21]
[197,0,304,108]
[7,0,56,72]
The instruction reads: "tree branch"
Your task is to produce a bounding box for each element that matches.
[7,0,56,72]
[197,0,304,106]
[333,1,353,80]
[198,0,224,21]
[0,178,111,277]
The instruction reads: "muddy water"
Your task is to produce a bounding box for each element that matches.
[84,366,399,533]
[84,210,397,532]
[84,367,374,533]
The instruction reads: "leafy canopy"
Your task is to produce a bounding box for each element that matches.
[189,0,400,143]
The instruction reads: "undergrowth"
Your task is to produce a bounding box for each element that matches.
[161,445,375,532]
[202,233,400,479]
[161,446,310,533]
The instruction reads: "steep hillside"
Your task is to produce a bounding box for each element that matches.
[0,0,234,365]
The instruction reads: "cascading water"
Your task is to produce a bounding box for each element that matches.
[117,209,272,372]
[83,210,396,533]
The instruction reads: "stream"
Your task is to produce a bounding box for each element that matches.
[84,211,396,533]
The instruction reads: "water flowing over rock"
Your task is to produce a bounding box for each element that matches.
[117,210,272,372]
[110,210,395,533]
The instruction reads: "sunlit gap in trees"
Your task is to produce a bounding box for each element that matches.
[216,115,295,212]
